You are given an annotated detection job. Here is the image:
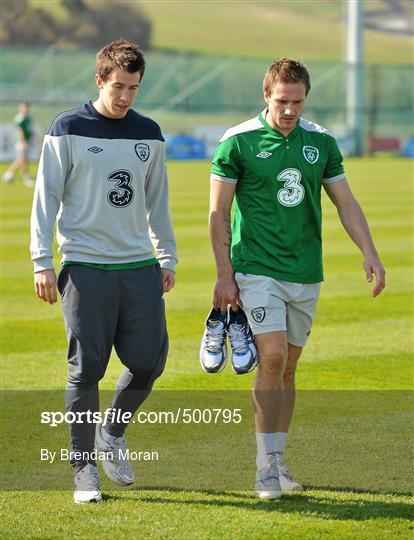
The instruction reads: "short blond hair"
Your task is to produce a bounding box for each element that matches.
[263,58,311,96]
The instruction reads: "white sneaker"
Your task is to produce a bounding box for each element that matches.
[200,308,227,373]
[95,424,135,486]
[227,308,258,374]
[277,461,304,491]
[255,458,282,499]
[23,175,35,188]
[3,170,13,183]
[73,463,102,504]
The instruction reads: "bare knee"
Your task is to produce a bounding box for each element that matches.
[259,347,287,379]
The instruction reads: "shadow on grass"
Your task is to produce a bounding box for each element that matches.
[304,484,413,498]
[102,485,413,521]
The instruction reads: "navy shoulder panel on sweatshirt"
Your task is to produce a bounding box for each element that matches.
[47,102,164,141]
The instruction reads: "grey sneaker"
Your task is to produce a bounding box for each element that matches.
[200,308,228,373]
[227,308,258,374]
[277,461,304,491]
[73,462,102,504]
[255,458,282,499]
[95,424,135,486]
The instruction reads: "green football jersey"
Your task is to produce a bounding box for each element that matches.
[14,113,33,143]
[211,110,345,283]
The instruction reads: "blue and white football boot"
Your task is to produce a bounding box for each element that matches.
[227,308,258,374]
[200,308,228,373]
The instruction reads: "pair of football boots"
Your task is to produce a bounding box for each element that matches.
[200,307,258,374]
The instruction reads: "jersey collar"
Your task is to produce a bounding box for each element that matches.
[258,108,300,140]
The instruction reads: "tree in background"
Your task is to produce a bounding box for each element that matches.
[1,0,151,50]
[64,0,151,50]
[61,0,86,10]
[1,0,59,46]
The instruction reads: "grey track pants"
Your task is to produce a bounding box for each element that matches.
[58,264,168,458]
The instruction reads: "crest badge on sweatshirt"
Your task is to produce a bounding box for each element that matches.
[135,143,150,162]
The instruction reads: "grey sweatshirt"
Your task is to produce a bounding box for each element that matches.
[30,102,177,272]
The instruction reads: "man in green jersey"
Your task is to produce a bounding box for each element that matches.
[3,102,35,187]
[208,58,385,499]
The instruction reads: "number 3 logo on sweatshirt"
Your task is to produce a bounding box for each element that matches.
[107,170,134,208]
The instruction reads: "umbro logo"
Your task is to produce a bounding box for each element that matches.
[256,151,272,159]
[88,146,103,153]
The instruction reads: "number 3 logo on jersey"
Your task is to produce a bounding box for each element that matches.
[276,168,305,207]
[107,169,134,208]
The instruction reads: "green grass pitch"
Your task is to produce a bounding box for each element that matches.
[1,156,412,538]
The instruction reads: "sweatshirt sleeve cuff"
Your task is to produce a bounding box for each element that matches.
[158,259,177,272]
[33,257,54,273]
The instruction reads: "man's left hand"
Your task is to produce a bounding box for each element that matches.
[363,256,385,297]
[161,268,175,292]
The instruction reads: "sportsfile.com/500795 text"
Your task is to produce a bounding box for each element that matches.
[40,408,243,427]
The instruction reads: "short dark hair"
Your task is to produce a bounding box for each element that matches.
[96,39,146,81]
[263,58,311,96]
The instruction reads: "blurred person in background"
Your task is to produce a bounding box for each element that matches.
[3,101,35,187]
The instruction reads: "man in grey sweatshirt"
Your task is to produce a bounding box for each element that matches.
[30,40,177,504]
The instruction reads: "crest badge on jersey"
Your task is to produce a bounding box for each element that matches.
[134,143,150,162]
[251,307,266,323]
[303,145,319,164]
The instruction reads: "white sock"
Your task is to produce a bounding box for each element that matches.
[275,432,288,463]
[275,431,288,452]
[256,432,276,469]
[3,170,13,181]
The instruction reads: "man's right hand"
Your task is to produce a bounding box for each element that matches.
[213,274,242,315]
[34,269,57,304]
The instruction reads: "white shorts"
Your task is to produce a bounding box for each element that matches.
[235,273,321,347]
[15,141,32,159]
